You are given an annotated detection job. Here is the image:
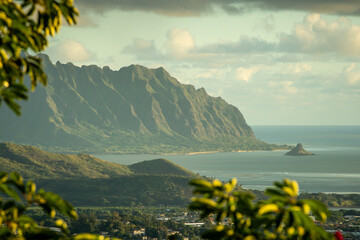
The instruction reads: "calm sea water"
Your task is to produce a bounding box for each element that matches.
[94,126,360,193]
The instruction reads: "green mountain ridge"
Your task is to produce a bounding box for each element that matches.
[0,142,195,179]
[128,158,195,177]
[0,142,132,179]
[0,142,197,206]
[0,55,284,153]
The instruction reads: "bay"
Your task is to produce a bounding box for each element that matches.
[94,125,360,193]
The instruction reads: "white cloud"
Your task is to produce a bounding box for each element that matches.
[76,15,98,27]
[122,38,158,59]
[235,66,259,82]
[195,68,227,80]
[130,38,154,51]
[343,63,360,85]
[122,14,360,69]
[282,81,298,94]
[254,15,275,32]
[51,40,93,63]
[165,29,195,58]
[287,63,312,74]
[76,0,360,17]
[279,14,360,56]
[192,14,360,60]
[269,80,298,97]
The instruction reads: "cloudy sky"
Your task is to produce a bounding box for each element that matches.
[45,0,360,125]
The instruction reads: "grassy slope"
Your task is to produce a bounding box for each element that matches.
[0,142,133,179]
[129,158,196,177]
[0,143,198,206]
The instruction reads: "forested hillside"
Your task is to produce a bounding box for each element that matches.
[0,143,198,206]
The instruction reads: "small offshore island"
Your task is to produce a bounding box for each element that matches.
[285,143,314,156]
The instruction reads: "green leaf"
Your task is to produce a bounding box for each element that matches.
[0,0,77,115]
[3,200,17,210]
[73,233,105,240]
[189,179,213,189]
[302,199,329,222]
[38,190,78,219]
[3,98,21,115]
[0,173,8,183]
[265,188,285,198]
[201,230,226,240]
[0,183,20,201]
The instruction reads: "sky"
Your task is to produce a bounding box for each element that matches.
[45,0,360,125]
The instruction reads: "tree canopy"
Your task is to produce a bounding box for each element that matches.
[0,0,78,115]
[189,178,335,240]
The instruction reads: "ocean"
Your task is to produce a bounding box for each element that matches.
[94,125,360,194]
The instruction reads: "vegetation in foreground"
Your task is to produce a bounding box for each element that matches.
[190,178,333,239]
[0,172,109,240]
[0,0,78,115]
[1,172,344,240]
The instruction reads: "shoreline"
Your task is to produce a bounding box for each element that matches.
[47,147,291,156]
[162,149,289,156]
[163,151,220,156]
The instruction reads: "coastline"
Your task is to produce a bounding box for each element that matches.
[162,151,219,156]
[162,149,289,156]
[184,151,219,155]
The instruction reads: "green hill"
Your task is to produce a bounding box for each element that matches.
[36,175,193,206]
[0,55,284,154]
[0,143,198,206]
[0,142,133,179]
[129,158,196,177]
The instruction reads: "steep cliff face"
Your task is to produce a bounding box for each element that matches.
[0,55,268,153]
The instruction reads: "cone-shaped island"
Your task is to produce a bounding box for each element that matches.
[285,143,314,156]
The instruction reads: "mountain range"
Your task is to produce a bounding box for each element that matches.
[0,55,284,153]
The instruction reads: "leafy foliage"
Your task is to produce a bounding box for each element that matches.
[0,171,116,239]
[0,0,78,115]
[189,178,334,240]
